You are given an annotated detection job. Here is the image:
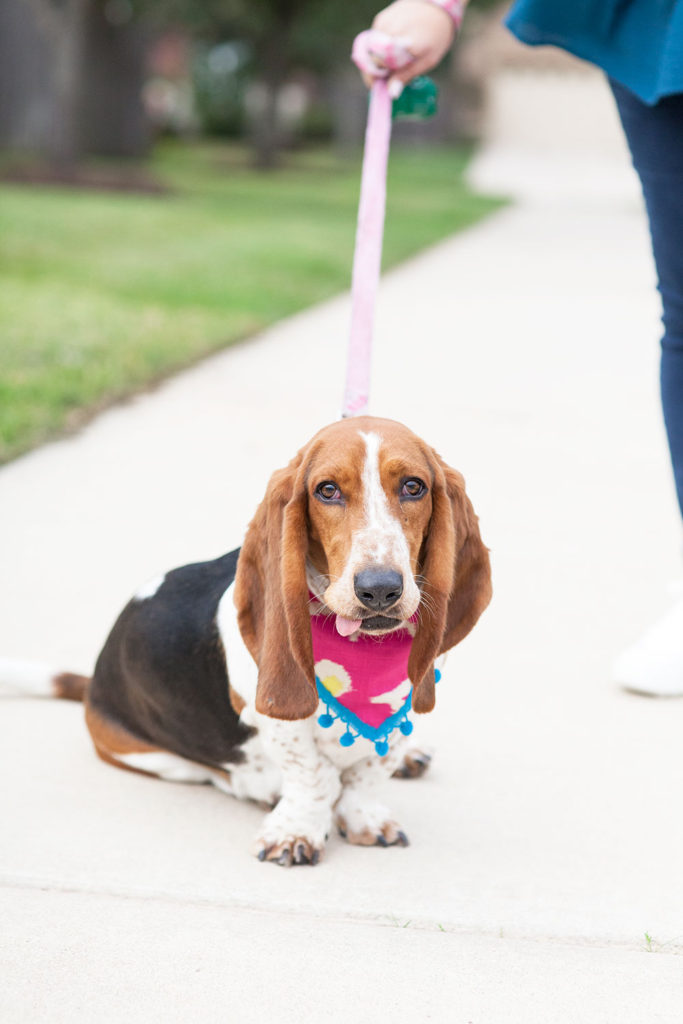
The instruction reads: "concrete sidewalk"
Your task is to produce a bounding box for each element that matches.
[2,156,683,1022]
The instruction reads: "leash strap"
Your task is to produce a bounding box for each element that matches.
[341,78,393,418]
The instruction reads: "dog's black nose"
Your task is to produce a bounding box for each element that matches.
[354,569,403,612]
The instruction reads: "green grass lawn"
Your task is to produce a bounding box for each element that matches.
[0,142,504,463]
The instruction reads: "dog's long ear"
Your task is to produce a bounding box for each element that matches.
[408,457,492,714]
[234,454,318,721]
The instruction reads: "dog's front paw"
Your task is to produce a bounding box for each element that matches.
[253,801,331,867]
[335,791,409,848]
[392,746,433,779]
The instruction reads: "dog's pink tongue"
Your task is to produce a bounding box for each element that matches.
[335,615,362,637]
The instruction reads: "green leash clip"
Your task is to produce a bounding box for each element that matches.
[392,76,438,120]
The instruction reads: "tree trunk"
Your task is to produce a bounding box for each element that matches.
[80,4,151,158]
[0,0,52,152]
[251,16,292,169]
[14,0,150,166]
[47,0,89,169]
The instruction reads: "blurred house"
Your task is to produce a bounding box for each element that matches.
[144,30,198,136]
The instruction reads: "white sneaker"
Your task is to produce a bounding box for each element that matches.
[613,587,683,697]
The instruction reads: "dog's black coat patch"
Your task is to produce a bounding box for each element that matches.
[89,548,254,768]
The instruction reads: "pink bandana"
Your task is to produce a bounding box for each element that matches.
[310,609,441,755]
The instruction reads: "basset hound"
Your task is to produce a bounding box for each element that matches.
[6,416,491,866]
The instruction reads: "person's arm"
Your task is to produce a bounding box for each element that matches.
[357,0,468,96]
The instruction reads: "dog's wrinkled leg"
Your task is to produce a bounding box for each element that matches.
[253,716,341,866]
[335,737,410,847]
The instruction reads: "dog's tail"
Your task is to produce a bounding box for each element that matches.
[0,658,90,702]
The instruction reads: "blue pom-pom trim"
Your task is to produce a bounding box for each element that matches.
[315,678,411,755]
[315,664,442,755]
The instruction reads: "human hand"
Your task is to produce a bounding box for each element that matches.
[353,1,459,97]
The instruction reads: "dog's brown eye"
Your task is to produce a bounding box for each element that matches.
[315,481,342,503]
[401,478,426,499]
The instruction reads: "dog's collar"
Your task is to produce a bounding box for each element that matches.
[309,606,439,755]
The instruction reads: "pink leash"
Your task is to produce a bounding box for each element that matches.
[341,79,393,419]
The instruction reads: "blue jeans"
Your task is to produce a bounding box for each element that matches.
[610,80,683,520]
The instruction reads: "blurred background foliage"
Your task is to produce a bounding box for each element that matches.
[0,0,507,462]
[0,0,500,170]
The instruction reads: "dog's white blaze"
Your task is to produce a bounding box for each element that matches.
[359,431,400,561]
[324,430,420,615]
[355,431,417,595]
